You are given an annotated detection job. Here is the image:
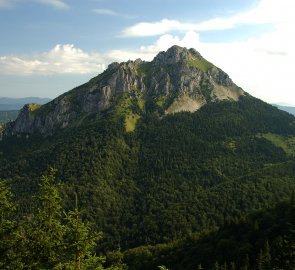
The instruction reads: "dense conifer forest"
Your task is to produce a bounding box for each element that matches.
[1,170,294,269]
[124,198,295,270]
[1,95,295,269]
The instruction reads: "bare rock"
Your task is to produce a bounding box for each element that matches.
[4,45,246,136]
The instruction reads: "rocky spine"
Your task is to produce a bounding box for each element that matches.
[4,46,245,136]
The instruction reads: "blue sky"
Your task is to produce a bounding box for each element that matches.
[0,0,295,105]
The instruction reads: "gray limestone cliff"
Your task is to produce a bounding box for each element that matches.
[4,45,245,136]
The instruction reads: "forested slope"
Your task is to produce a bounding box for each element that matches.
[123,199,295,270]
[0,96,294,251]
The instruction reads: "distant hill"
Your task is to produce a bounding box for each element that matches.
[0,97,51,111]
[273,104,295,116]
[0,110,19,123]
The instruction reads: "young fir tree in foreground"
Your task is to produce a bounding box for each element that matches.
[0,169,125,270]
[61,194,108,269]
[18,168,65,268]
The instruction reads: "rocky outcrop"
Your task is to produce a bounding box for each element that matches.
[6,104,34,134]
[153,45,202,66]
[4,45,245,136]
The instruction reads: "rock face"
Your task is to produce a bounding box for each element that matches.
[4,45,245,136]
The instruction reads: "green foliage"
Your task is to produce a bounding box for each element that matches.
[137,62,153,77]
[1,93,295,269]
[61,194,105,270]
[0,170,124,269]
[0,179,18,269]
[125,114,140,132]
[0,179,15,224]
[158,266,170,270]
[187,56,213,72]
[28,103,42,112]
[258,133,295,156]
[200,78,214,102]
[114,93,133,117]
[155,95,167,108]
[18,168,65,268]
[123,200,295,270]
[0,96,295,253]
[113,89,145,132]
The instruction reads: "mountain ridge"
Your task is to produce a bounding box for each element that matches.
[273,104,295,116]
[3,46,245,136]
[0,110,19,123]
[0,45,295,253]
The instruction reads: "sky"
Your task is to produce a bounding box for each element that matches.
[0,0,295,106]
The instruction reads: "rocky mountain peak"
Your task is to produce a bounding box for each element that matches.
[107,58,144,72]
[106,62,120,71]
[153,45,198,66]
[3,45,246,136]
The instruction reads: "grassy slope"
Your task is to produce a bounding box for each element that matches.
[187,56,213,72]
[258,133,295,156]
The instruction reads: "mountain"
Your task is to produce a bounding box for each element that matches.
[273,104,295,116]
[0,46,295,253]
[4,46,244,136]
[0,97,51,111]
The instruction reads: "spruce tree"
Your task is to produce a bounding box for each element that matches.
[18,168,65,269]
[61,193,104,269]
[0,170,125,270]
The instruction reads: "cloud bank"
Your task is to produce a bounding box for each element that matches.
[0,32,201,76]
[1,0,294,104]
[121,0,293,37]
[0,44,105,75]
[93,8,135,19]
[36,0,69,10]
[0,0,69,9]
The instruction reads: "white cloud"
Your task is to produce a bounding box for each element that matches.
[0,0,18,8]
[0,33,198,76]
[0,44,105,75]
[121,19,184,37]
[199,37,295,105]
[121,17,244,37]
[93,8,118,16]
[108,31,201,62]
[121,0,295,37]
[35,0,69,9]
[1,24,295,104]
[1,0,295,104]
[93,8,135,19]
[0,0,69,9]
